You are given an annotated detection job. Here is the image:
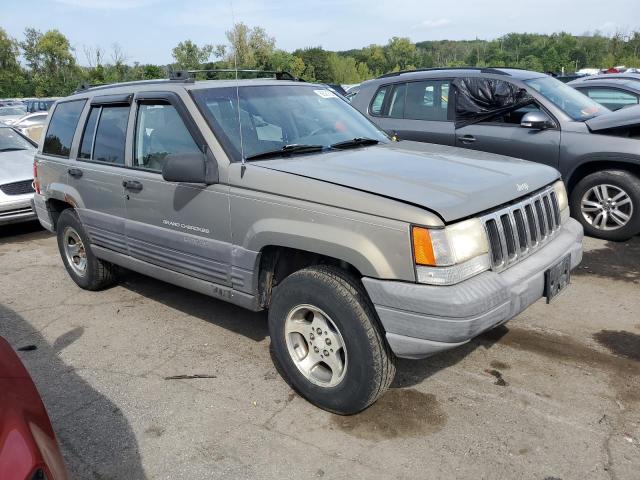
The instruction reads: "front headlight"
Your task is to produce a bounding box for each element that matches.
[412,218,491,285]
[553,180,570,223]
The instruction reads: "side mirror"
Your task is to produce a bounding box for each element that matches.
[162,152,216,184]
[521,111,554,130]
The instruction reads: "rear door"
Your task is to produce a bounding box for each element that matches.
[122,91,233,287]
[454,79,561,169]
[68,94,132,253]
[368,80,455,146]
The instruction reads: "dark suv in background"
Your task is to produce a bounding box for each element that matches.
[351,68,640,241]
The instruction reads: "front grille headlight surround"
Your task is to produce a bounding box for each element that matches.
[412,218,490,285]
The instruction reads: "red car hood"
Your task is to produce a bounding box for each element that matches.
[0,337,67,480]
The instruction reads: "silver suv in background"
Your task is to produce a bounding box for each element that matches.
[33,74,582,414]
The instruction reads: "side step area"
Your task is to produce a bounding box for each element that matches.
[92,245,262,312]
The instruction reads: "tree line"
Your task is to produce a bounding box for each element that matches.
[2,23,640,98]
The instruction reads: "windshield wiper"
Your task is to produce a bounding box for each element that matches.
[330,137,380,149]
[0,147,28,152]
[244,144,325,161]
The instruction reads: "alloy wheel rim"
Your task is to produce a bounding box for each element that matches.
[284,304,348,388]
[63,227,87,276]
[581,184,633,231]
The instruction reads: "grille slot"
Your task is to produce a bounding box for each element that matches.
[482,186,562,272]
[0,180,35,196]
[485,219,503,266]
[513,209,528,251]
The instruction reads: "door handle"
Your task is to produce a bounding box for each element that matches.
[68,168,83,178]
[457,135,476,144]
[122,180,143,192]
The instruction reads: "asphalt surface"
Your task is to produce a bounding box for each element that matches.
[1,221,639,480]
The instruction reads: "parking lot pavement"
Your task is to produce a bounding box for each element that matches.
[0,222,638,480]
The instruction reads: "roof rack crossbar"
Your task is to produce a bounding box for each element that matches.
[169,69,301,81]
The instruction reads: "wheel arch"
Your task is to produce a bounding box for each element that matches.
[255,245,365,308]
[566,158,640,193]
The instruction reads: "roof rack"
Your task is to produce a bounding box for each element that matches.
[169,69,301,81]
[376,67,512,79]
[73,78,178,94]
[73,69,302,94]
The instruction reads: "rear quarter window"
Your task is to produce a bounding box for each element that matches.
[43,100,86,158]
[369,86,388,115]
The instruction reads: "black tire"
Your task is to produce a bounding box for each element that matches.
[56,209,118,290]
[570,170,640,241]
[268,265,395,415]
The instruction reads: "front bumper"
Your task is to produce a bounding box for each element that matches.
[0,195,37,226]
[363,218,583,359]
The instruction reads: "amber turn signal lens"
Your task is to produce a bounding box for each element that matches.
[412,226,436,266]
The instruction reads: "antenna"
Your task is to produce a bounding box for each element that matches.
[229,1,245,166]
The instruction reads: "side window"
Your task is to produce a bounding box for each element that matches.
[77,105,129,165]
[134,102,201,172]
[78,107,100,159]
[583,88,639,111]
[484,103,541,125]
[388,83,406,119]
[370,86,388,115]
[405,80,450,121]
[43,100,86,157]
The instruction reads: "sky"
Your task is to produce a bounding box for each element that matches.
[3,0,640,66]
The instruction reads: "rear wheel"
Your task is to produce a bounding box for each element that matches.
[56,209,118,290]
[570,170,640,241]
[268,265,395,415]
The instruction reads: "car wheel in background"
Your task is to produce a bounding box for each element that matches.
[268,265,395,415]
[570,170,640,241]
[56,209,118,290]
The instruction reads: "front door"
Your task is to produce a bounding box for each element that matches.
[123,92,232,287]
[455,99,561,170]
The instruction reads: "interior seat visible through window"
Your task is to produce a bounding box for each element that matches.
[134,102,202,172]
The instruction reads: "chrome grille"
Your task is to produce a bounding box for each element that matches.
[482,186,561,272]
[0,179,35,196]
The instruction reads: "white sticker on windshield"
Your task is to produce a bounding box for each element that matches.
[314,89,338,99]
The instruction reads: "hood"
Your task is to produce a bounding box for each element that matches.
[0,148,36,185]
[585,104,640,131]
[254,141,559,222]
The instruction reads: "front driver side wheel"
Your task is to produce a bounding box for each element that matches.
[268,265,395,415]
[570,170,640,241]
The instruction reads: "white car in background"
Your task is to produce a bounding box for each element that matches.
[11,112,49,142]
[0,124,37,226]
[0,106,28,125]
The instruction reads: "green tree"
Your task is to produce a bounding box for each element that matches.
[386,37,417,70]
[224,22,275,69]
[293,47,334,81]
[172,40,213,69]
[21,29,81,96]
[0,28,28,96]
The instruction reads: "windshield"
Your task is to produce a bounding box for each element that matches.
[192,84,389,161]
[0,106,27,116]
[524,76,610,121]
[0,127,35,152]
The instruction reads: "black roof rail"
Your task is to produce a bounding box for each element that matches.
[73,78,179,94]
[73,69,302,95]
[169,69,302,81]
[376,66,513,79]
